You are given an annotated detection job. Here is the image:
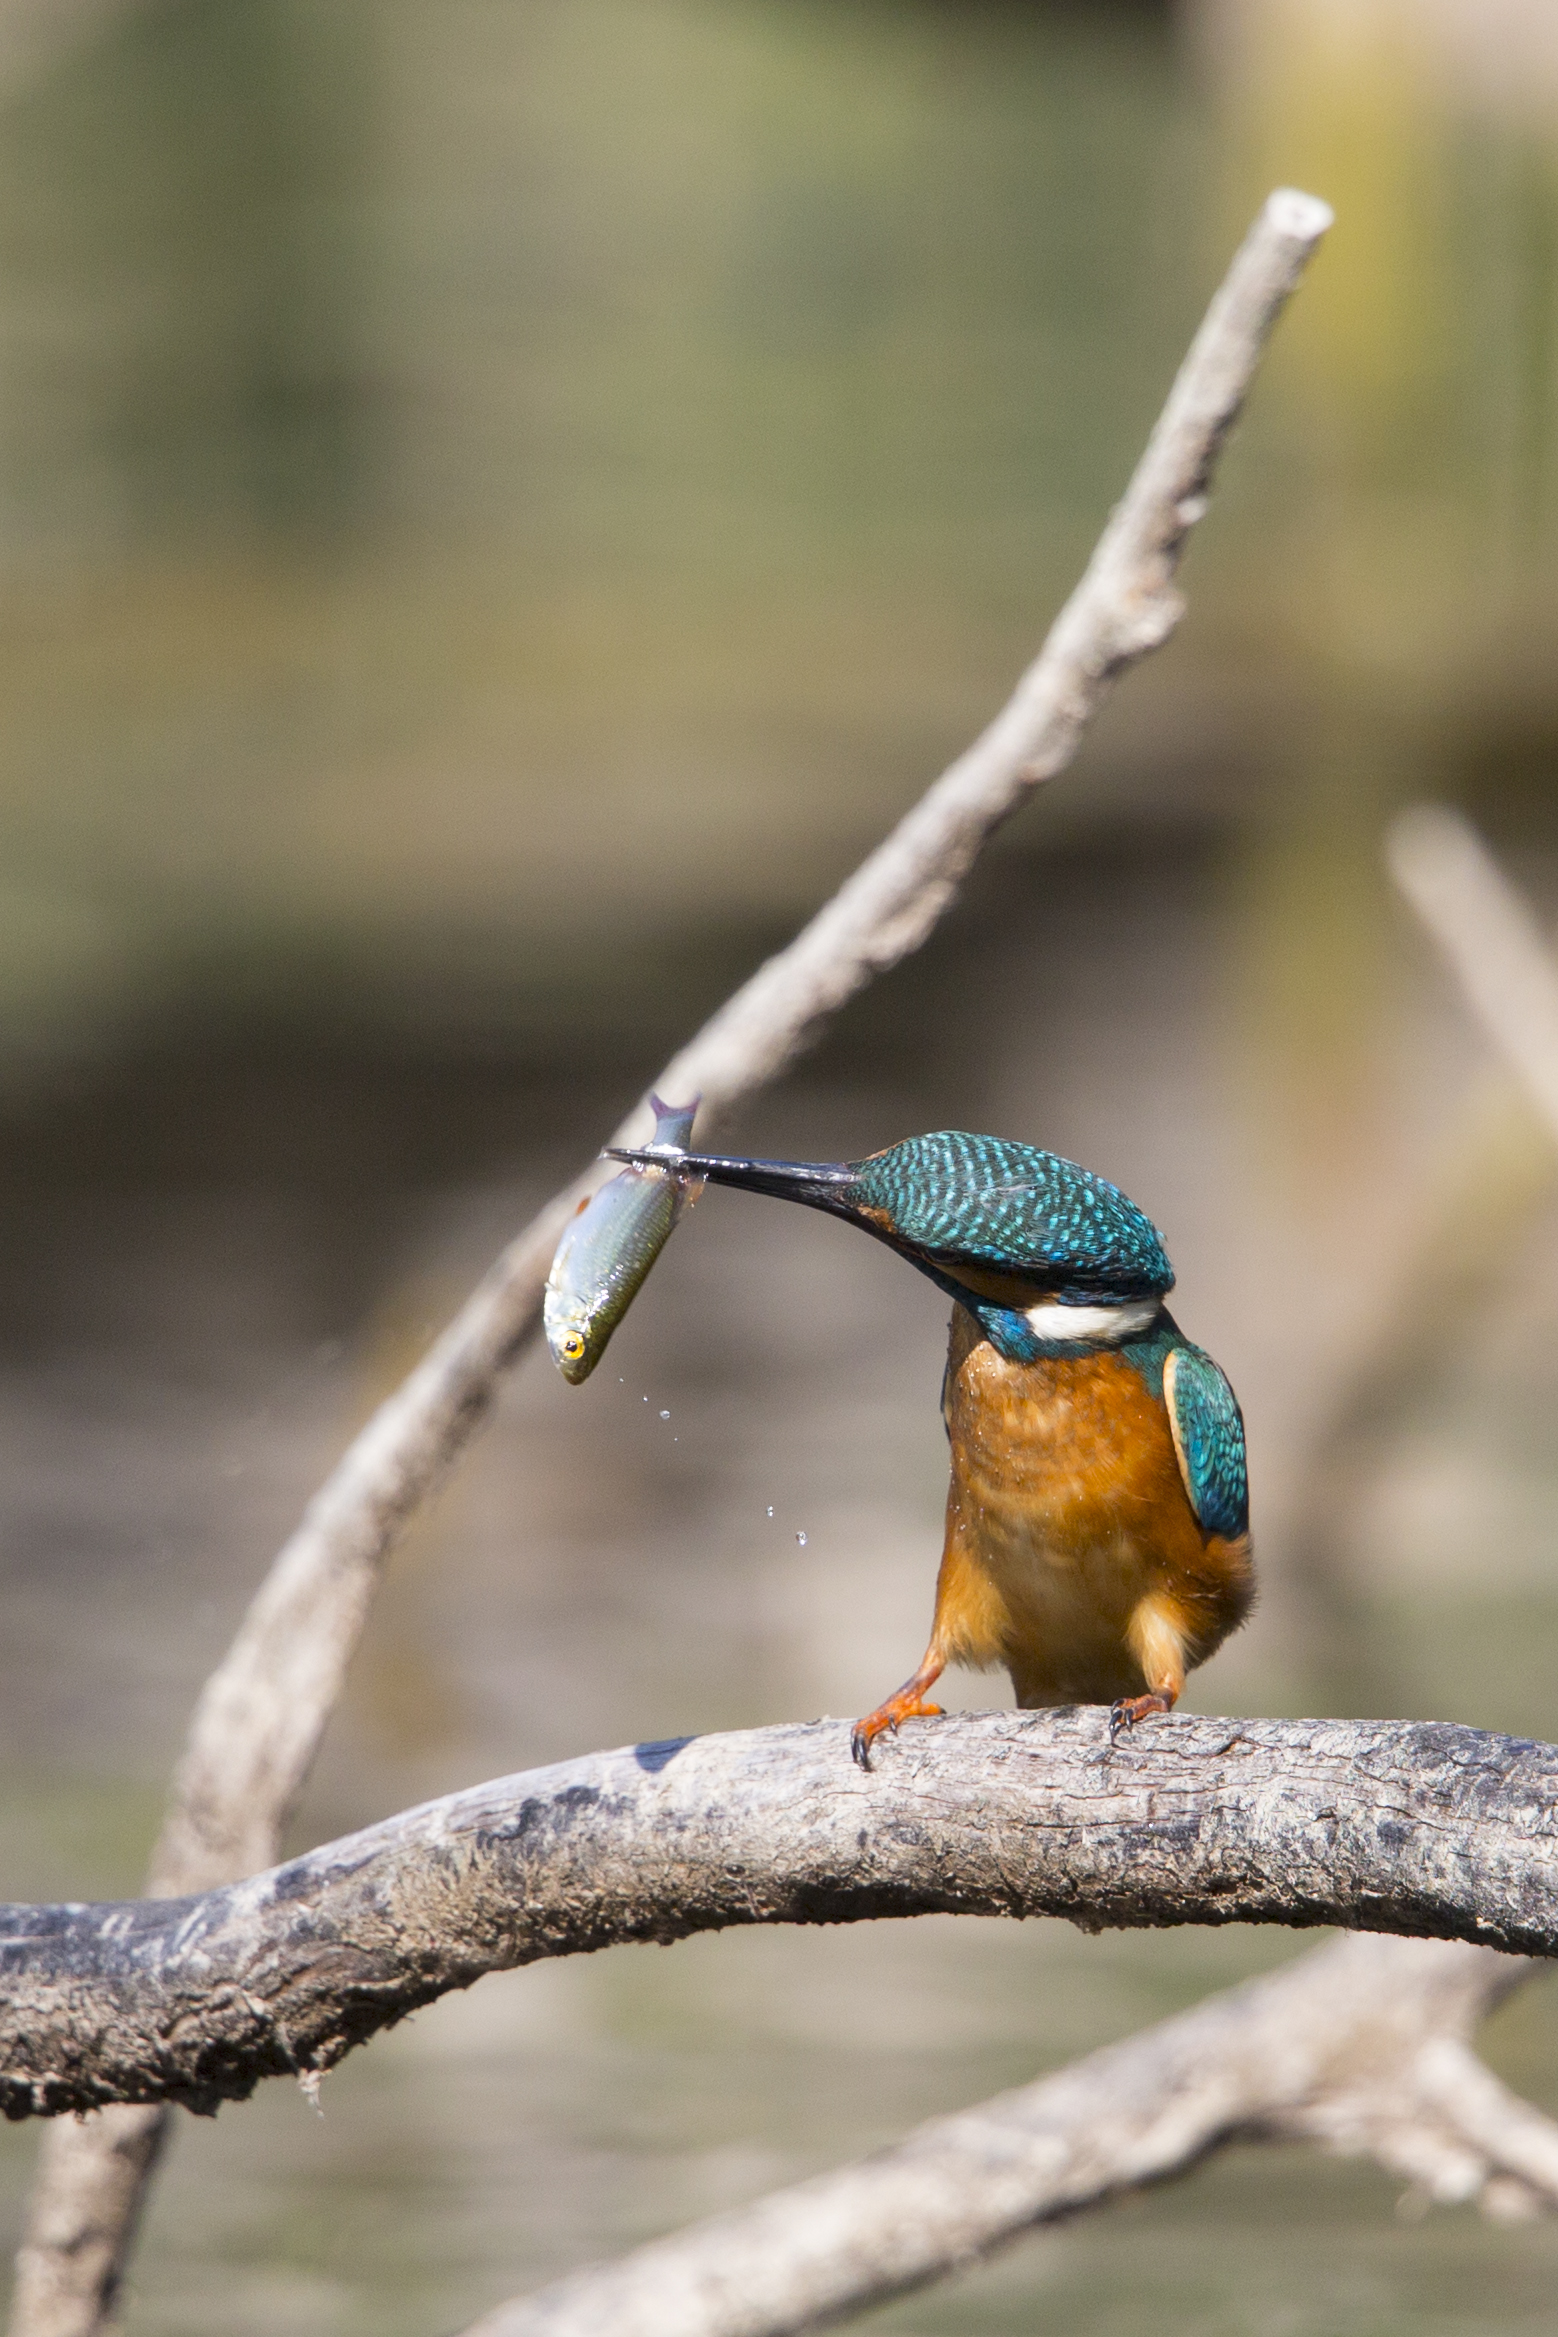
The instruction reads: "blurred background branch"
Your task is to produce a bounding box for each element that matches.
[467,1937,1552,2337]
[0,0,139,90]
[1270,808,1558,1713]
[1389,805,1558,1142]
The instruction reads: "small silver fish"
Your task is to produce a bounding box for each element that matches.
[544,1094,702,1383]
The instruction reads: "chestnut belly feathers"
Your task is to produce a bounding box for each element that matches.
[932,1306,1253,1709]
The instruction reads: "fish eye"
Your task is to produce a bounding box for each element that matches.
[562,1332,586,1360]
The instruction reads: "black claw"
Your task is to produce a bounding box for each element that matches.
[850,1727,875,1771]
[1109,1694,1170,1746]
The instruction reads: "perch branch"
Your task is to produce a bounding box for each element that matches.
[463,1935,1552,2337]
[0,1709,1555,2121]
[9,186,1330,2335]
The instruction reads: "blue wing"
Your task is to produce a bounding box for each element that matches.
[1165,1346,1248,1540]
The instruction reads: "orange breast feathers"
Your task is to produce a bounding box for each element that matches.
[929,1305,1253,1710]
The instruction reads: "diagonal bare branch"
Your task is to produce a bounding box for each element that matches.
[9,186,1331,2337]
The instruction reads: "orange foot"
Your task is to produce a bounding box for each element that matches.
[1109,1689,1176,1743]
[851,1663,945,1771]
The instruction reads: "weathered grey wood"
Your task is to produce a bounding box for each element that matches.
[2,1711,1554,2122]
[463,1936,1550,2337]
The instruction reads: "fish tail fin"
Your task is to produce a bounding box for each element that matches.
[648,1092,700,1149]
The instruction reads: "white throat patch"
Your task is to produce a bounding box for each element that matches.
[1020,1296,1161,1345]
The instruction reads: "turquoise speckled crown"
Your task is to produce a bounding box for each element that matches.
[844,1131,1174,1302]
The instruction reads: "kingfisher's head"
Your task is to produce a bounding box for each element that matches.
[605,1127,1174,1360]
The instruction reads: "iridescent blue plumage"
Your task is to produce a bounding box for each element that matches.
[1164,1343,1249,1539]
[845,1131,1174,1302]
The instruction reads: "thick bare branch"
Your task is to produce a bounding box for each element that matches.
[11,187,1330,2336]
[463,1936,1548,2337]
[0,1710,1554,2124]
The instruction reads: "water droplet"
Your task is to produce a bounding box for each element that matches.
[659,1409,670,1420]
[767,1506,774,1518]
[796,1530,808,1547]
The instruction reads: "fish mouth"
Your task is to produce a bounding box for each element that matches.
[603,1149,858,1215]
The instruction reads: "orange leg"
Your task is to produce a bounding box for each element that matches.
[851,1475,1006,1770]
[851,1648,946,1771]
[1112,1594,1189,1741]
[1108,1685,1178,1739]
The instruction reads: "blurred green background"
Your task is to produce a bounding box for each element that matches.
[1,0,1557,2330]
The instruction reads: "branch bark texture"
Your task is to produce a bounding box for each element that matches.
[10,187,1331,2334]
[0,1710,1553,2123]
[462,1934,1551,2337]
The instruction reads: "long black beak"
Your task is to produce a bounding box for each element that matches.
[604,1148,858,1216]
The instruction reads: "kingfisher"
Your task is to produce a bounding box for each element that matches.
[607,1127,1253,1767]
